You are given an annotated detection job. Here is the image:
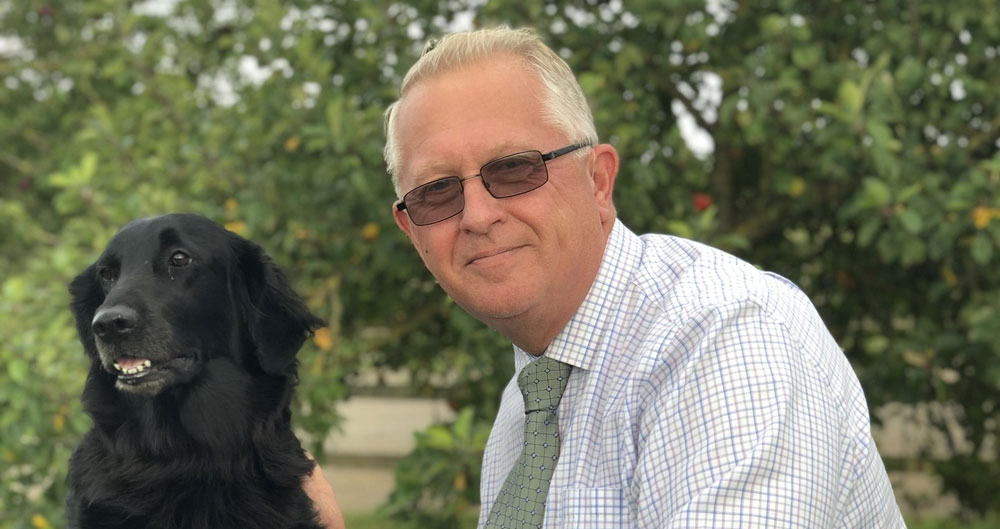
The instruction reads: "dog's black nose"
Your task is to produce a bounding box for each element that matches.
[92,306,139,339]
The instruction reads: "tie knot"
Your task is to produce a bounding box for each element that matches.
[518,356,572,413]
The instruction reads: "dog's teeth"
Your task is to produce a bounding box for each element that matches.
[115,359,154,376]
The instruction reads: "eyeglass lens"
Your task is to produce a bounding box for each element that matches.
[403,150,548,225]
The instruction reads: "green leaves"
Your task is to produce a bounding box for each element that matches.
[861,177,894,208]
[971,231,994,265]
[898,208,924,235]
[791,45,822,70]
[48,152,97,188]
[866,120,902,153]
[6,359,29,385]
[382,407,489,528]
[2,0,1000,524]
[839,79,865,116]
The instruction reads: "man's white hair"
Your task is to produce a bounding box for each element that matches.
[384,26,599,198]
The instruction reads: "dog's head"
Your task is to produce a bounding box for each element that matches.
[69,213,323,397]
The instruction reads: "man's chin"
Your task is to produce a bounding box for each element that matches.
[459,293,537,326]
[441,277,547,332]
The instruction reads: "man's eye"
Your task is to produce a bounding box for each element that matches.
[486,156,537,184]
[496,158,531,170]
[427,179,455,192]
[417,179,459,202]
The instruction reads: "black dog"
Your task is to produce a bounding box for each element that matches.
[67,213,325,529]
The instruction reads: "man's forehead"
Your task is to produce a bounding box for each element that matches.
[391,56,547,187]
[407,140,528,178]
[393,55,539,129]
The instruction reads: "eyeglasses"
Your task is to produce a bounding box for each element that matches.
[396,143,591,226]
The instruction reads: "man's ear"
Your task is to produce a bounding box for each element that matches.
[68,264,105,360]
[393,201,415,240]
[591,143,619,224]
[232,234,323,375]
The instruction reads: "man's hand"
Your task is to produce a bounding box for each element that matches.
[304,456,345,529]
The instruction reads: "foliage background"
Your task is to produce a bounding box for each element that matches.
[1,0,998,527]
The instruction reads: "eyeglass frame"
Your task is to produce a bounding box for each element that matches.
[395,142,592,226]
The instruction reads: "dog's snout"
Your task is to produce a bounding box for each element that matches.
[92,306,139,339]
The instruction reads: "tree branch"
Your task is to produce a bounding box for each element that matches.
[657,77,715,134]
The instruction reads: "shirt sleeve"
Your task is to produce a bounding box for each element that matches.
[628,298,904,528]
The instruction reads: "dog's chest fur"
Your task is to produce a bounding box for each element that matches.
[68,363,321,529]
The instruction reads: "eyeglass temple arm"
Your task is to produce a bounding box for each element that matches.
[541,142,591,161]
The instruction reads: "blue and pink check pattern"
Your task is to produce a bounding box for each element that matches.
[478,220,905,528]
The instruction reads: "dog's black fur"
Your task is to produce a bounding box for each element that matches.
[66,213,325,529]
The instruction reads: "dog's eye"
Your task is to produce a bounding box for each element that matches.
[98,267,116,282]
[169,251,192,267]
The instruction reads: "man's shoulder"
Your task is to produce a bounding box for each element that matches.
[621,231,847,396]
[631,231,806,321]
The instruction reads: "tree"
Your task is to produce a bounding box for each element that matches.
[1,1,997,527]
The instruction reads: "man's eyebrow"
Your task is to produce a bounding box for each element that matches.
[411,142,526,181]
[412,161,456,180]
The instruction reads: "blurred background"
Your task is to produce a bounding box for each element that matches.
[1,1,998,528]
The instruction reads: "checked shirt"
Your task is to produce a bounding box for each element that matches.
[478,220,905,528]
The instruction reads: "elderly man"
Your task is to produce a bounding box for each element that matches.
[312,26,906,528]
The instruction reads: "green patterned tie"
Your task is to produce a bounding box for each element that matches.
[484,356,572,529]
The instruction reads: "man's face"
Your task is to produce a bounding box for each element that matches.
[391,55,616,348]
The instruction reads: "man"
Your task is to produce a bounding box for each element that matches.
[313,26,906,528]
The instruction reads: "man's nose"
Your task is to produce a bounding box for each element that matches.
[459,177,505,233]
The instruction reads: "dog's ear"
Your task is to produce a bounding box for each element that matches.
[69,264,104,359]
[232,234,323,375]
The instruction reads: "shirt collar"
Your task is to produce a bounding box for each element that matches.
[517,220,642,372]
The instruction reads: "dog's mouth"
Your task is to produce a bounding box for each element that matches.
[107,354,196,396]
[113,356,154,380]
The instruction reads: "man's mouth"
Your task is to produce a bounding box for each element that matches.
[467,245,525,265]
